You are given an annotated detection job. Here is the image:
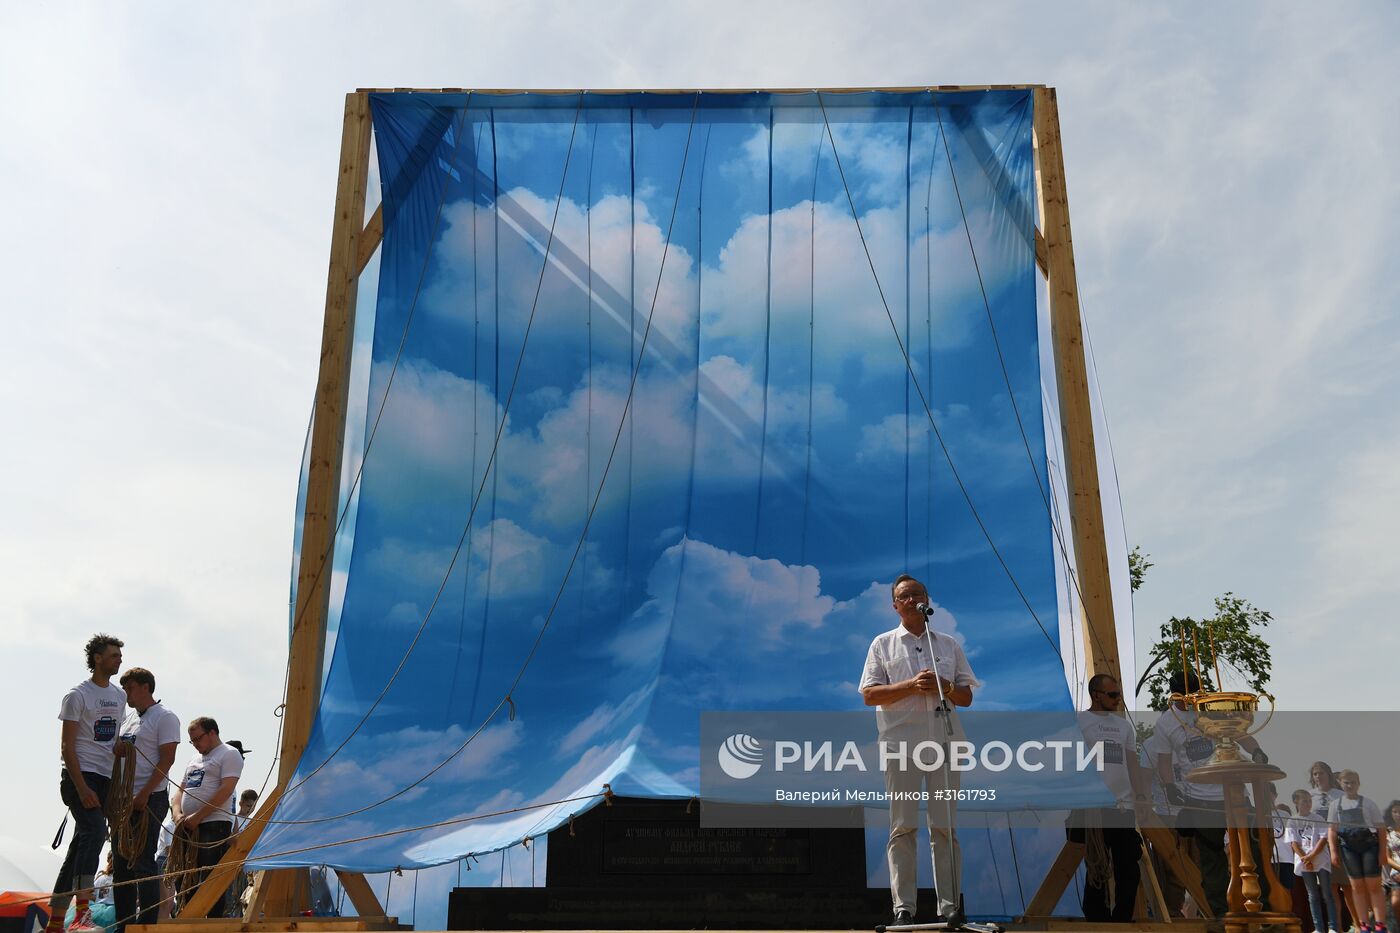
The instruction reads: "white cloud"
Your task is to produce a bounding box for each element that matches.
[608,536,963,705]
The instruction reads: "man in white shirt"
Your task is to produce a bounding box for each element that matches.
[860,574,977,928]
[1072,674,1149,922]
[113,667,181,933]
[172,717,244,918]
[48,634,127,933]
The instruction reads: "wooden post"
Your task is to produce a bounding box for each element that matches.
[180,90,374,920]
[1033,86,1120,685]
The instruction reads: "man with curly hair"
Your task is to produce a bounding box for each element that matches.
[47,634,127,933]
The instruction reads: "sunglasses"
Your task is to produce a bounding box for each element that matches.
[1093,690,1122,699]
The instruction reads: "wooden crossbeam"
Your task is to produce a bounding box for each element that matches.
[333,870,385,918]
[354,84,1047,95]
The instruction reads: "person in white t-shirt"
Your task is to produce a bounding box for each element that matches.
[1327,770,1388,933]
[1070,674,1149,922]
[860,574,978,929]
[1154,669,1269,920]
[172,717,244,919]
[1288,787,1340,933]
[48,634,126,933]
[112,667,181,933]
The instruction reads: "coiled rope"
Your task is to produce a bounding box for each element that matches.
[104,744,149,869]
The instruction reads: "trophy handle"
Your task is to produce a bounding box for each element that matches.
[1244,692,1276,737]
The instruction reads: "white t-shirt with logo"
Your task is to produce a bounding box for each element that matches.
[119,701,182,788]
[57,680,128,776]
[1077,711,1138,806]
[1153,708,1225,801]
[1284,814,1327,871]
[179,742,244,825]
[1270,807,1293,864]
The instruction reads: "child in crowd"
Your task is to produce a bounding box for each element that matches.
[1327,770,1388,933]
[1290,788,1339,933]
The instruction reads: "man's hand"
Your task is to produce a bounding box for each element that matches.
[1301,855,1314,870]
[1164,784,1185,807]
[77,782,100,810]
[911,670,945,695]
[133,788,151,812]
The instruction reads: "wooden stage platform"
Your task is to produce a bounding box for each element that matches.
[132,919,1212,933]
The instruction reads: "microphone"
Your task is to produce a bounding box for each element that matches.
[915,602,934,617]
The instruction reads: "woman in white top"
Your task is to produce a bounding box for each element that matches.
[1289,788,1339,933]
[1327,770,1388,933]
[1313,761,1361,929]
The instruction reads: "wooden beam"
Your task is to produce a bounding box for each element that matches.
[356,205,382,276]
[283,88,373,783]
[1140,822,1214,919]
[354,84,1046,95]
[1023,839,1085,917]
[183,90,374,920]
[333,871,385,918]
[1032,86,1120,685]
[178,785,284,918]
[241,872,269,923]
[266,88,375,917]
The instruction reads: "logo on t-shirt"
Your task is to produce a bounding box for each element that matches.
[1184,735,1213,763]
[185,768,206,788]
[1101,740,1124,765]
[94,716,118,743]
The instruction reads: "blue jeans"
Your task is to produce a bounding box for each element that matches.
[55,771,111,897]
[1301,869,1337,932]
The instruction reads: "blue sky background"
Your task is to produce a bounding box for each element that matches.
[3,1,1397,924]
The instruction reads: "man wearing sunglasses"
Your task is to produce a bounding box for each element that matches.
[1072,674,1149,922]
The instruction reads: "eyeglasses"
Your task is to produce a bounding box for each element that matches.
[188,731,208,744]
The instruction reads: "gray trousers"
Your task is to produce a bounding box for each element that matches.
[884,738,961,917]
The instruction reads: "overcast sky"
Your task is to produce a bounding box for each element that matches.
[2,0,1396,898]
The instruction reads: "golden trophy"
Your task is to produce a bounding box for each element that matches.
[1169,625,1296,933]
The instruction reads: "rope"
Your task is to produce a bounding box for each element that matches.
[166,823,200,915]
[270,96,587,815]
[985,818,1008,916]
[815,92,1062,659]
[24,787,615,924]
[1081,808,1114,910]
[1006,820,1028,913]
[933,96,1133,706]
[105,744,149,869]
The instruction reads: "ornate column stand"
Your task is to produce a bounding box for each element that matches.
[1186,762,1300,933]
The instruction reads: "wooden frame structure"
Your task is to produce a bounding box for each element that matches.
[145,85,1168,933]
